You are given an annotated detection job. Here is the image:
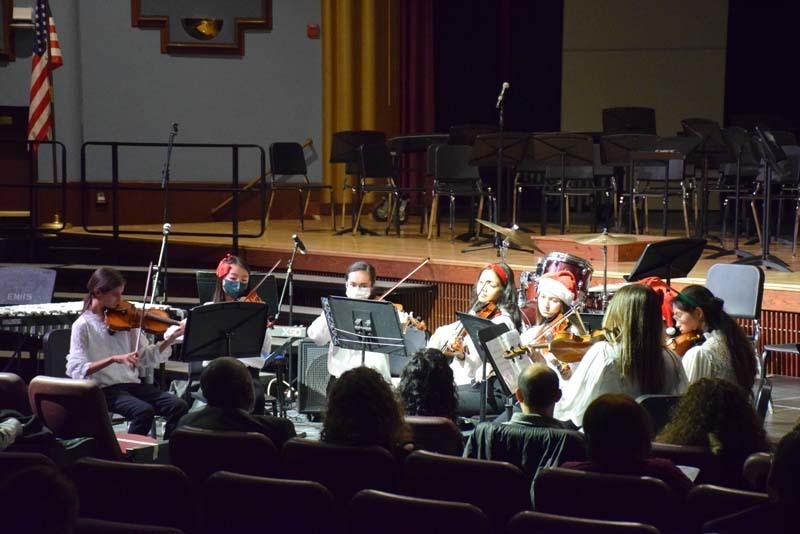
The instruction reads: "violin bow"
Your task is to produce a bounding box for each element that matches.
[133,262,155,356]
[246,259,282,299]
[378,257,430,301]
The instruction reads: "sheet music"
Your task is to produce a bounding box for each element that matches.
[484,330,530,394]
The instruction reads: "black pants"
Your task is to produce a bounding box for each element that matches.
[103,383,188,439]
[456,377,507,418]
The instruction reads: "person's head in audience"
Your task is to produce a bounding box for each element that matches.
[0,464,78,534]
[657,378,766,462]
[397,348,458,421]
[583,394,652,469]
[768,425,800,506]
[516,363,562,418]
[322,366,411,450]
[201,356,255,412]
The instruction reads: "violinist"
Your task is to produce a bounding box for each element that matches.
[672,285,756,391]
[553,284,687,428]
[427,262,521,417]
[65,267,188,438]
[519,271,585,379]
[307,261,396,384]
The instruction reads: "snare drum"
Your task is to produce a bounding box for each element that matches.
[585,282,630,312]
[537,252,594,303]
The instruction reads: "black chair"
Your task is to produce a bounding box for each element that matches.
[0,451,55,481]
[330,130,387,229]
[602,107,657,135]
[650,442,725,486]
[404,416,464,456]
[755,379,772,423]
[742,451,771,492]
[635,394,681,435]
[686,483,768,532]
[351,143,403,236]
[42,328,71,378]
[203,471,334,534]
[720,126,761,247]
[75,518,184,534]
[0,372,31,415]
[268,141,335,231]
[507,510,660,534]
[427,144,490,241]
[348,489,490,534]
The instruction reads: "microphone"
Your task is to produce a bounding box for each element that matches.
[292,234,307,255]
[171,123,179,135]
[496,82,510,109]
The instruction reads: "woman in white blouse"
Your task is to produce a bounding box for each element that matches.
[672,285,756,391]
[554,284,687,428]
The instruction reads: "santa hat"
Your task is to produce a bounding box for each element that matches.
[537,271,578,307]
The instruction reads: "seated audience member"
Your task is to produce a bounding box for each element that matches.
[397,348,458,421]
[562,393,693,497]
[0,464,78,534]
[0,413,23,451]
[177,357,296,448]
[705,425,800,533]
[321,366,412,456]
[464,364,585,481]
[656,378,767,487]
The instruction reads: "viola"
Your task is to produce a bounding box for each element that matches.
[104,300,181,336]
[667,329,703,357]
[445,302,499,359]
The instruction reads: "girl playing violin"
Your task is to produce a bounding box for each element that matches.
[427,262,521,417]
[519,270,585,379]
[65,267,188,438]
[672,285,756,391]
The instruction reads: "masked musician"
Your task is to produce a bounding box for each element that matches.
[427,262,521,417]
[66,267,187,438]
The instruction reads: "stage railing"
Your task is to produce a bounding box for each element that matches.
[80,141,267,253]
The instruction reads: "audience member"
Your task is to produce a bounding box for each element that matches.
[0,464,78,534]
[0,412,23,450]
[397,348,458,421]
[657,378,767,487]
[176,357,296,448]
[321,366,412,455]
[562,393,693,497]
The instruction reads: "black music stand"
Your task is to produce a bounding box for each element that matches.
[464,132,530,252]
[456,312,514,422]
[601,134,659,233]
[734,128,793,272]
[624,237,707,286]
[322,296,406,368]
[330,130,386,235]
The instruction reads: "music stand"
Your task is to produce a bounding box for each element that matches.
[330,130,387,235]
[464,132,531,252]
[456,312,515,422]
[322,296,406,368]
[624,237,707,286]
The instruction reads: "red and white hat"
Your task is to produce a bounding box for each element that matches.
[537,270,578,306]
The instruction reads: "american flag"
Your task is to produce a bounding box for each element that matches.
[27,0,63,146]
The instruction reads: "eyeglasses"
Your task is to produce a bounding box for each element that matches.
[346,282,372,289]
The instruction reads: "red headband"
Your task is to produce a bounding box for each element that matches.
[485,263,508,286]
[216,253,233,279]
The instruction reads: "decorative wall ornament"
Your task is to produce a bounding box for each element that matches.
[131,0,272,56]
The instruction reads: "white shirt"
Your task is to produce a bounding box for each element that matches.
[307,311,391,380]
[66,311,173,387]
[426,310,517,386]
[681,329,739,386]
[553,341,688,427]
[0,418,23,451]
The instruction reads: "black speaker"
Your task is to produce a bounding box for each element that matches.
[298,339,330,416]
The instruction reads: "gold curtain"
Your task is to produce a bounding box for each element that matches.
[322,0,401,203]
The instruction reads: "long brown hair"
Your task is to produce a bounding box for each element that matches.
[602,284,666,393]
[84,267,126,310]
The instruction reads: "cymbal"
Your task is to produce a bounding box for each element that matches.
[475,219,544,253]
[574,232,637,245]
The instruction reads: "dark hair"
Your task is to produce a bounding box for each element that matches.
[517,363,560,409]
[346,261,376,285]
[0,464,78,534]
[471,262,521,328]
[322,366,411,450]
[397,348,458,421]
[657,378,766,466]
[84,267,126,310]
[602,284,667,393]
[674,285,756,390]
[200,356,255,411]
[583,394,652,467]
[769,425,800,504]
[213,255,251,303]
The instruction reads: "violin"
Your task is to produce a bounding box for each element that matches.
[104,300,181,336]
[444,302,499,359]
[376,257,431,333]
[504,329,607,364]
[389,302,427,332]
[666,329,704,357]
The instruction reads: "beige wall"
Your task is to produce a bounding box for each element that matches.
[561,0,728,135]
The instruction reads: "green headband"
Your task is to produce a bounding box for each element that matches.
[676,291,699,309]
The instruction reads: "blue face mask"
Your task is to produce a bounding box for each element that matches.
[222,279,247,299]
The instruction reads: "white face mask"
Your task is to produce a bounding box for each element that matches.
[346,286,372,299]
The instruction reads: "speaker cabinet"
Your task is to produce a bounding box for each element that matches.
[298,339,330,416]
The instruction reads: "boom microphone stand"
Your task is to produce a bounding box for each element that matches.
[151,123,178,305]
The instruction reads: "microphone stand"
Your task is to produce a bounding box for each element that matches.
[152,123,178,305]
[273,238,302,416]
